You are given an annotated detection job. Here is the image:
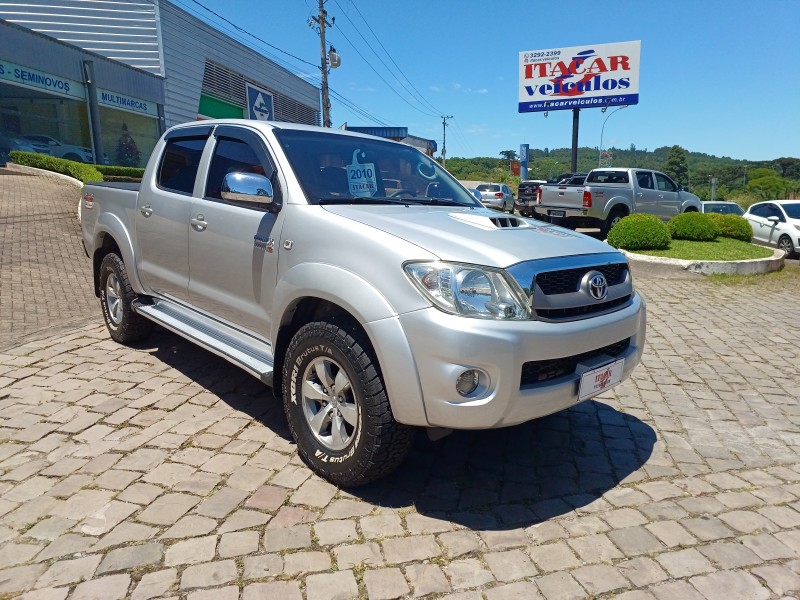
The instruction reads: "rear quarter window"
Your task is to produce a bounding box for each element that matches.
[587,171,630,184]
[157,137,207,195]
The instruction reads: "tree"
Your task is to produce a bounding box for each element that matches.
[115,123,141,167]
[663,145,689,187]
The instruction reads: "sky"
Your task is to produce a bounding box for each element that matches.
[179,0,799,162]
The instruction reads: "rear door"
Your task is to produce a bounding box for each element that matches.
[187,125,283,338]
[136,126,211,300]
[632,170,658,215]
[654,172,681,218]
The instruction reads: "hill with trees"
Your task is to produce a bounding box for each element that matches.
[442,146,800,205]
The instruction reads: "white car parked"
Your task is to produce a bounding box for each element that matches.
[743,200,800,258]
[21,135,96,163]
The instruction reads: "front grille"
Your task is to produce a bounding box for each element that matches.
[536,295,631,320]
[535,263,628,295]
[520,337,631,387]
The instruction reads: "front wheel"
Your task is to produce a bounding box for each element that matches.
[99,253,154,343]
[778,235,796,258]
[282,321,414,487]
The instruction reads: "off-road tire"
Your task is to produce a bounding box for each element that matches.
[282,321,414,487]
[99,253,154,343]
[602,207,628,237]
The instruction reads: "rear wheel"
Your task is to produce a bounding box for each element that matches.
[602,207,627,237]
[282,320,414,487]
[99,253,154,343]
[778,235,796,258]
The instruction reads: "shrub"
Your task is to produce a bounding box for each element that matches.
[9,151,103,183]
[607,214,671,250]
[706,213,752,242]
[96,165,144,178]
[667,212,719,241]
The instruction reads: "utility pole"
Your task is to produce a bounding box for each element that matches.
[441,115,452,168]
[312,0,334,127]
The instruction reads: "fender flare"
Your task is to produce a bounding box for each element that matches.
[602,197,633,220]
[92,213,146,295]
[273,262,429,426]
[680,198,702,212]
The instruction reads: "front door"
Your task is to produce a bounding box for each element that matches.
[187,128,283,340]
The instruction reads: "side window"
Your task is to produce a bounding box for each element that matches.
[655,173,677,192]
[157,137,207,195]
[750,204,770,218]
[205,138,266,200]
[636,171,654,189]
[766,204,784,221]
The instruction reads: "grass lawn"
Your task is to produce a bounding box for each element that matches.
[634,238,774,261]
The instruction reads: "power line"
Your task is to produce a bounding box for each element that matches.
[333,0,440,118]
[159,0,395,126]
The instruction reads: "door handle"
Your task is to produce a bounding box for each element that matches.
[636,192,643,197]
[190,215,207,231]
[140,204,153,217]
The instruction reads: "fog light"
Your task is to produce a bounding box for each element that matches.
[455,369,480,396]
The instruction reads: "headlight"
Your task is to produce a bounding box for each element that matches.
[404,261,530,320]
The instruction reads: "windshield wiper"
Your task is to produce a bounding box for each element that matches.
[398,198,465,207]
[318,196,403,205]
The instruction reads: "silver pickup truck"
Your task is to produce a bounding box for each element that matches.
[81,120,646,486]
[535,168,702,235]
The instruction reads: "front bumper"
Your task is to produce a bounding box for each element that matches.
[396,293,646,429]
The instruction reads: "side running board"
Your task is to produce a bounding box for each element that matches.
[132,299,275,385]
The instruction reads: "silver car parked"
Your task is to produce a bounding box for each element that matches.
[476,183,514,213]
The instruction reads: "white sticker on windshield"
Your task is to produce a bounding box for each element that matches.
[347,150,377,197]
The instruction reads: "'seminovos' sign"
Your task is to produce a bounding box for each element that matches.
[518,41,641,114]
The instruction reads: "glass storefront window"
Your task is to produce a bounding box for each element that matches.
[99,108,159,168]
[0,81,92,163]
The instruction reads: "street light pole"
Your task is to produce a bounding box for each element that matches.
[598,105,628,167]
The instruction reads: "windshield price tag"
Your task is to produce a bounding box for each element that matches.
[347,149,377,197]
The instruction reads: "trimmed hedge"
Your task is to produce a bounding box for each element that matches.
[667,212,719,241]
[706,213,752,242]
[96,165,145,178]
[607,214,671,250]
[9,151,103,183]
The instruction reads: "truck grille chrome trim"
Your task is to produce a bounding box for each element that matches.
[535,263,628,295]
[506,253,633,322]
[520,337,631,386]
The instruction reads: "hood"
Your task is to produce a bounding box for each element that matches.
[322,205,617,267]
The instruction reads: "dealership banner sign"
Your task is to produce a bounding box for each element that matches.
[0,60,85,100]
[518,41,640,113]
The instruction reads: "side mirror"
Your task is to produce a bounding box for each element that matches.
[49,140,58,146]
[767,216,780,223]
[221,172,274,204]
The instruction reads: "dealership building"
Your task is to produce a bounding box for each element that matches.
[0,0,321,166]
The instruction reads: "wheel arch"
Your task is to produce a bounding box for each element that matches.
[91,214,143,297]
[272,264,428,426]
[601,198,632,220]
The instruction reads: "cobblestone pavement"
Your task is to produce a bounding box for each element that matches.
[1,174,800,599]
[0,171,97,351]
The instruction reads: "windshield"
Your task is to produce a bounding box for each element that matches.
[705,203,743,215]
[273,129,481,208]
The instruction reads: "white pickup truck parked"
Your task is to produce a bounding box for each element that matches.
[534,168,702,235]
[81,119,646,486]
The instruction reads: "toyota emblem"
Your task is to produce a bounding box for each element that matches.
[588,273,608,301]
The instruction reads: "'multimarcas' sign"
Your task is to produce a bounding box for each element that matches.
[518,41,641,113]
